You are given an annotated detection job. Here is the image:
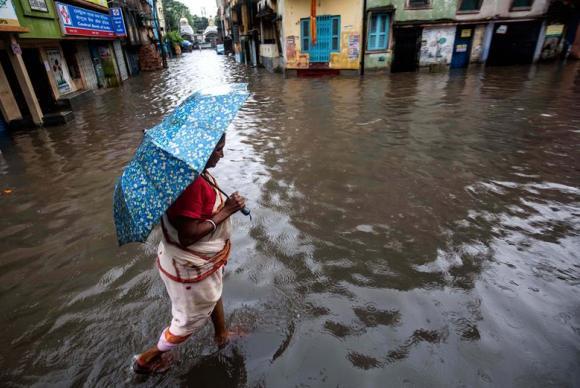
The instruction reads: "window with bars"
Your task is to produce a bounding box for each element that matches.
[300,16,341,54]
[458,0,482,12]
[511,0,533,9]
[407,0,430,9]
[367,13,389,51]
[331,17,340,51]
[301,19,310,51]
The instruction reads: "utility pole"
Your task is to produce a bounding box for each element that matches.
[153,0,168,68]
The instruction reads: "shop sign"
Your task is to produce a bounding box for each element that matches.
[29,0,48,12]
[46,48,73,94]
[110,7,126,36]
[460,29,472,38]
[56,2,114,37]
[496,25,508,34]
[0,0,22,26]
[56,2,126,38]
[546,24,564,37]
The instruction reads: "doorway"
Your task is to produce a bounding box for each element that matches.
[22,48,57,114]
[487,21,543,66]
[451,26,475,69]
[61,41,84,90]
[391,27,422,72]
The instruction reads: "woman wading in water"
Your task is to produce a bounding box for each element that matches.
[133,134,245,373]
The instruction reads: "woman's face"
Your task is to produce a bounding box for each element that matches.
[206,136,225,169]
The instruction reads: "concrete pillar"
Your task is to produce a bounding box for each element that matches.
[0,63,22,122]
[7,35,43,125]
[533,20,547,63]
[241,3,249,34]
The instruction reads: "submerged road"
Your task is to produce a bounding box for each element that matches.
[1,51,579,386]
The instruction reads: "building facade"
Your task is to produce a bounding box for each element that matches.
[0,0,163,128]
[362,0,572,73]
[282,0,364,75]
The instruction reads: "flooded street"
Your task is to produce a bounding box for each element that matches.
[1,51,579,386]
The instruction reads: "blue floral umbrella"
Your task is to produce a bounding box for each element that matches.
[113,84,249,246]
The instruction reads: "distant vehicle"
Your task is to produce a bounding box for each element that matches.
[199,42,212,50]
[181,40,193,53]
[216,44,224,55]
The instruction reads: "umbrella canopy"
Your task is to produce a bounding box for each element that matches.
[113,84,249,246]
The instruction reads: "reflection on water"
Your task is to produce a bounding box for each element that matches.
[1,52,579,386]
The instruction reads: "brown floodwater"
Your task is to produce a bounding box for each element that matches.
[1,51,579,387]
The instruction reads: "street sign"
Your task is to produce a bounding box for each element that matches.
[110,7,126,36]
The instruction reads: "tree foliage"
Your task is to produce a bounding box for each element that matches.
[162,0,192,31]
[192,15,209,32]
[161,0,209,33]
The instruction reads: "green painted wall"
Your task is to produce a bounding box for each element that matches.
[13,0,63,39]
[365,52,392,69]
[367,0,457,22]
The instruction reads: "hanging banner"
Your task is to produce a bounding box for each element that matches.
[0,0,22,26]
[46,48,73,94]
[110,7,126,36]
[56,1,113,37]
[86,0,108,9]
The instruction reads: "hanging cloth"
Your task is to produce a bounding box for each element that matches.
[310,0,317,45]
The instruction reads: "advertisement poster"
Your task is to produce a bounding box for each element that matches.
[348,33,360,60]
[28,0,48,12]
[0,0,22,25]
[46,48,72,94]
[286,36,296,60]
[56,2,115,37]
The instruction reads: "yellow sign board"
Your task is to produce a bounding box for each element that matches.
[546,24,564,37]
[86,0,109,8]
[460,29,472,38]
[0,0,22,27]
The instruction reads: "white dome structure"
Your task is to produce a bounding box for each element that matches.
[179,17,193,38]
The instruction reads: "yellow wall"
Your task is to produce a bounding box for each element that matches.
[282,0,363,70]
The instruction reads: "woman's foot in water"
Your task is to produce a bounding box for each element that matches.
[214,326,247,348]
[132,348,175,374]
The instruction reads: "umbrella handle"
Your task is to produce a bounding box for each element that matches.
[201,174,251,220]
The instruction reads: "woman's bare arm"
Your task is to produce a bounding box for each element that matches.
[171,192,246,247]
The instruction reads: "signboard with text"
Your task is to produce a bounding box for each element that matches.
[29,0,48,12]
[110,7,126,36]
[0,0,22,26]
[56,2,126,38]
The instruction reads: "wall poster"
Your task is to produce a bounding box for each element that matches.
[46,48,73,94]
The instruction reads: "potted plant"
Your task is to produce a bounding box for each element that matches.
[165,31,184,56]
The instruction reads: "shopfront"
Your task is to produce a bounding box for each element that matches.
[55,1,128,89]
[0,0,42,126]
